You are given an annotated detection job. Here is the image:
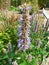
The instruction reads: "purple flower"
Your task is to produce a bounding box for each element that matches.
[17,39,21,43]
[27,37,30,44]
[28,15,32,20]
[24,45,29,50]
[18,32,22,37]
[17,39,23,48]
[18,18,23,22]
[17,39,23,43]
[18,43,21,48]
[26,6,32,10]
[17,4,31,50]
[28,31,30,34]
[18,26,21,31]
[28,30,30,34]
[17,39,21,48]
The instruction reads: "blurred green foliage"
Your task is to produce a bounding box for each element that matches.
[11,0,21,6]
[0,0,49,65]
[0,15,49,65]
[11,0,49,9]
[8,6,18,11]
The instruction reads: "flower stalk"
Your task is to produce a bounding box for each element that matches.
[17,3,32,51]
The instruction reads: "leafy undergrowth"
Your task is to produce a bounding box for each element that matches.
[0,20,49,65]
[0,5,49,65]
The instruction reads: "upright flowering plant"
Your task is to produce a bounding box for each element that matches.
[17,3,32,51]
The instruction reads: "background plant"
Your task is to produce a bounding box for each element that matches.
[0,0,49,65]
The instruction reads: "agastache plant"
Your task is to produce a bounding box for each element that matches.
[17,3,32,51]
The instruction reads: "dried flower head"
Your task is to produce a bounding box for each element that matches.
[12,61,18,65]
[2,48,7,54]
[8,42,12,52]
[26,54,33,62]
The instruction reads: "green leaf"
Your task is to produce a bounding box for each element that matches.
[20,61,27,65]
[0,55,9,60]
